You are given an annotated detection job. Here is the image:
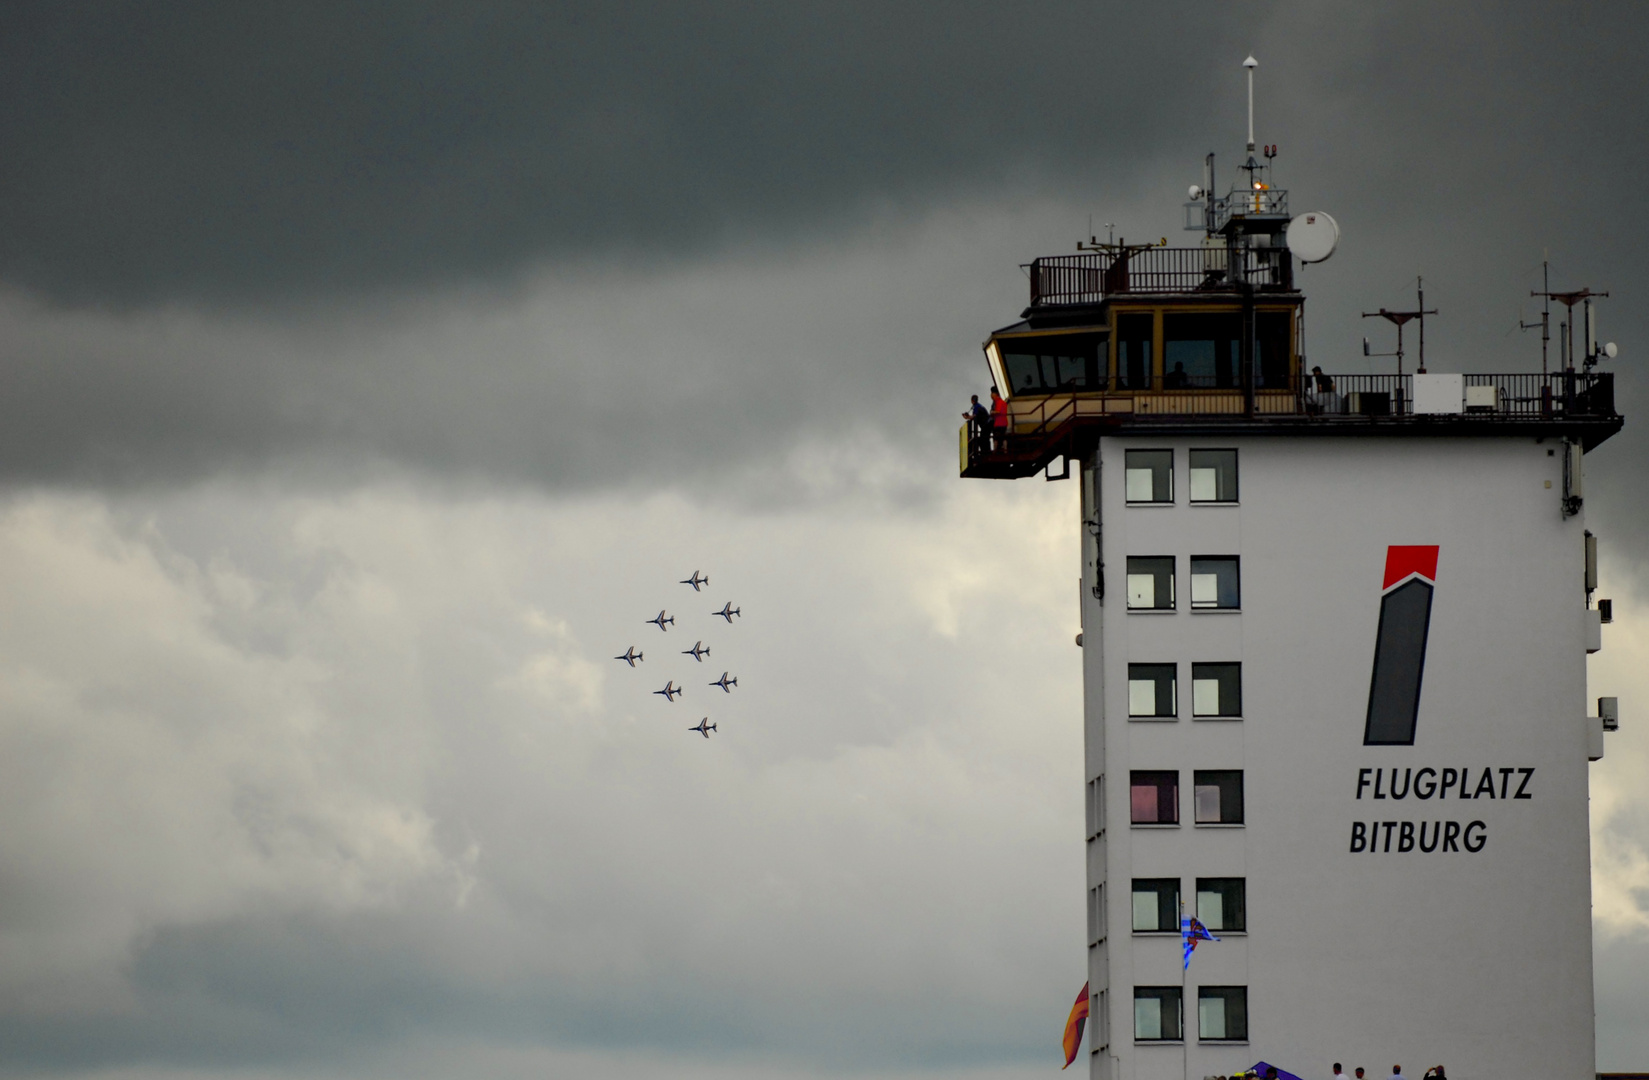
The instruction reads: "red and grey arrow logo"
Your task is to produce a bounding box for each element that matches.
[1363,545,1440,746]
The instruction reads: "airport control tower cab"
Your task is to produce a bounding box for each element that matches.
[974,147,1305,474]
[962,59,1623,1080]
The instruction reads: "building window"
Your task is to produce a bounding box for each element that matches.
[1195,878,1246,932]
[1257,311,1291,388]
[1189,449,1239,502]
[1163,312,1241,388]
[1128,663,1178,718]
[1189,556,1239,609]
[1087,777,1103,837]
[1117,313,1154,390]
[1094,989,1108,1050]
[1127,557,1176,610]
[1125,449,1173,503]
[1130,770,1179,824]
[1090,883,1106,945]
[1000,332,1106,395]
[1132,878,1180,932]
[1134,986,1183,1042]
[1197,986,1248,1041]
[1192,662,1242,717]
[1193,770,1244,824]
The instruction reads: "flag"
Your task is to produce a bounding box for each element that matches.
[1061,981,1090,1069]
[1250,1062,1306,1080]
[1181,914,1218,969]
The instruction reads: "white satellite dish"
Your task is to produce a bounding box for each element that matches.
[1286,211,1340,263]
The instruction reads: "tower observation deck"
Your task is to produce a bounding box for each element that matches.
[961,239,1619,480]
[961,71,1623,1080]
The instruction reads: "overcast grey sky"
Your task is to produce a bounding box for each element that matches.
[1,4,1647,1078]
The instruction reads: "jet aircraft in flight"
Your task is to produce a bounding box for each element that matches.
[647,611,675,631]
[682,641,710,662]
[614,646,643,667]
[690,719,717,738]
[714,602,741,623]
[710,672,738,693]
[680,571,709,591]
[654,681,683,702]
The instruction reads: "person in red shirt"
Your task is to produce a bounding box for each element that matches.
[989,386,1008,449]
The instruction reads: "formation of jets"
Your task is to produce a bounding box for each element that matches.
[613,573,742,738]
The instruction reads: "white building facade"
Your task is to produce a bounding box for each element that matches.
[1078,433,1608,1080]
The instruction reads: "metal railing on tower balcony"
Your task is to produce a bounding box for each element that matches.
[1304,371,1616,419]
[1028,246,1293,306]
[959,371,1618,478]
[1212,186,1288,230]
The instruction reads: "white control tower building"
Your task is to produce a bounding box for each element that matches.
[961,108,1622,1079]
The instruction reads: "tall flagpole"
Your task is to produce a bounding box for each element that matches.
[1181,899,1190,1080]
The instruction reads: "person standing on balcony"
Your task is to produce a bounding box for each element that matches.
[963,394,990,453]
[1308,365,1341,415]
[989,387,1008,449]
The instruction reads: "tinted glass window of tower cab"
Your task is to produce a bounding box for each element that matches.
[1158,310,1291,389]
[1257,310,1291,386]
[1163,312,1239,387]
[1116,313,1153,389]
[999,332,1105,394]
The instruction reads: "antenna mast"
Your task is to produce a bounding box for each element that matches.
[1519,259,1550,375]
[1532,281,1609,373]
[1362,278,1437,377]
[1244,56,1257,151]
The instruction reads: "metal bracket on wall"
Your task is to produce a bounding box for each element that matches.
[1562,439,1584,517]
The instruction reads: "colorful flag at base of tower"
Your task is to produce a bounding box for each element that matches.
[1250,1062,1306,1080]
[1181,915,1218,969]
[1061,982,1090,1068]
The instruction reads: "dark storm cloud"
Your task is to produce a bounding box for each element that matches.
[0,1,1231,306]
[2,0,1648,524]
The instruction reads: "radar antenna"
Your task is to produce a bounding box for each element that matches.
[1362,277,1437,376]
[1531,279,1610,372]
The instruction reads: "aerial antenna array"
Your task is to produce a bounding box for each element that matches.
[1181,57,1341,268]
[1362,277,1437,375]
[1531,276,1614,372]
